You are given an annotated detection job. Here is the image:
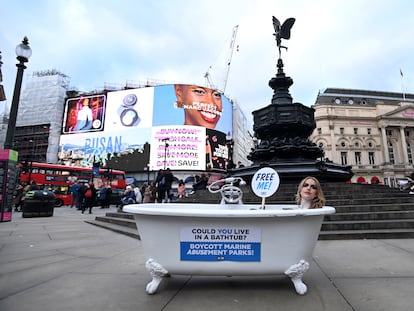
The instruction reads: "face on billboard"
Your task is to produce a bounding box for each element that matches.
[62,95,106,134]
[153,84,233,137]
[174,84,223,128]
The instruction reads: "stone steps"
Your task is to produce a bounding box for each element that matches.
[318,228,414,240]
[85,213,140,240]
[322,218,414,231]
[328,210,414,221]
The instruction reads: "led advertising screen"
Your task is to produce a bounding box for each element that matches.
[59,84,232,171]
[62,94,106,134]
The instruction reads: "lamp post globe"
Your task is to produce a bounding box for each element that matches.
[4,37,31,150]
[16,37,32,62]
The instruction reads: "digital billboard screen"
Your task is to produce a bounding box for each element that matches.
[62,94,106,134]
[59,84,233,171]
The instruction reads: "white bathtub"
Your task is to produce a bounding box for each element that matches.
[124,203,335,295]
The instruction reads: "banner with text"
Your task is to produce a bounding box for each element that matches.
[180,226,261,262]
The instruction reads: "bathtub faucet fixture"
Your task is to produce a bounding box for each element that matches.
[208,177,246,205]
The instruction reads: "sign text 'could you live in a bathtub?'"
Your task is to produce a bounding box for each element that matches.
[251,167,280,209]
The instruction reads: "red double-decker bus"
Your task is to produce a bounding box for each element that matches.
[18,162,126,207]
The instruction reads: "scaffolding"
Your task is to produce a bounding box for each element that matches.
[14,70,69,163]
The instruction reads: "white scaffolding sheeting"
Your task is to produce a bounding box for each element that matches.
[16,71,69,163]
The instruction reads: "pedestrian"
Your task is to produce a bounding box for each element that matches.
[155,169,165,203]
[81,182,97,214]
[101,185,112,208]
[69,181,80,208]
[163,168,174,202]
[132,184,142,203]
[177,179,186,198]
[120,185,136,209]
[29,180,40,190]
[190,173,209,194]
[14,183,25,212]
[143,183,155,203]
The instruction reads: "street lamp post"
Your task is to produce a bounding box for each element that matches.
[28,139,35,181]
[162,138,169,170]
[4,37,32,150]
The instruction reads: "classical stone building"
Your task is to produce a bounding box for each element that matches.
[311,88,414,187]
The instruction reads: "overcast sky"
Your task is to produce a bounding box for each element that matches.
[1,0,413,129]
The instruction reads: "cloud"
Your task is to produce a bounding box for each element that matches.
[1,0,414,129]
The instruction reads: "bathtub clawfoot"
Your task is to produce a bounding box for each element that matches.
[145,258,169,294]
[284,259,310,295]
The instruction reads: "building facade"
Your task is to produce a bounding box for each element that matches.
[312,88,414,187]
[231,100,253,167]
[1,70,70,163]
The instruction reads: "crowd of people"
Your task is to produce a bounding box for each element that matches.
[69,181,100,214]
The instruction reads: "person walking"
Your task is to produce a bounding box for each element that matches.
[163,168,174,202]
[155,169,166,203]
[81,182,97,214]
[69,181,80,208]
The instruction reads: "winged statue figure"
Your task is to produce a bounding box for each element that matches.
[272,16,295,57]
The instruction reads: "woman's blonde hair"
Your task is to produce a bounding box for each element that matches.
[295,176,326,208]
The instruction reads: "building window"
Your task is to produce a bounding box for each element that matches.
[406,130,410,137]
[355,152,362,165]
[368,152,375,165]
[387,141,395,164]
[353,128,358,135]
[408,143,413,164]
[340,127,344,135]
[386,129,393,136]
[317,128,322,135]
[341,152,348,165]
[367,128,371,135]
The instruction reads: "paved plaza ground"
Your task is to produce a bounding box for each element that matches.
[0,206,413,311]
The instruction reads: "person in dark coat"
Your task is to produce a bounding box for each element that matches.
[163,168,175,202]
[155,169,166,203]
[78,182,87,210]
[98,185,112,209]
[81,182,97,214]
[190,173,209,194]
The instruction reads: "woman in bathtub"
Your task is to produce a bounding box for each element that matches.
[295,176,326,209]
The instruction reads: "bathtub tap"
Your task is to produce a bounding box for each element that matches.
[207,177,246,205]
